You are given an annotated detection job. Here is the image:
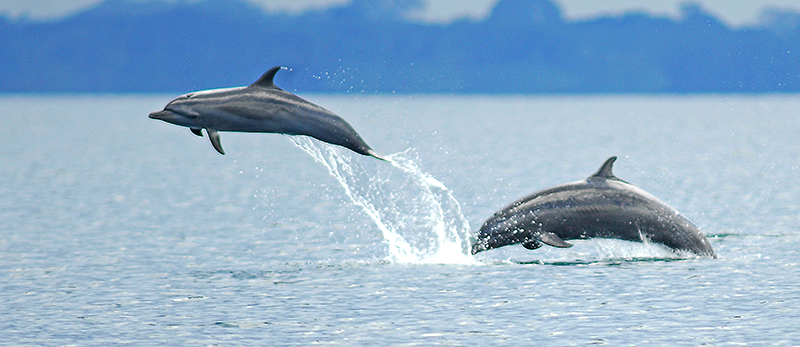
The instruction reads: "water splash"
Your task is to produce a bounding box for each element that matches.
[592,238,690,260]
[291,137,476,265]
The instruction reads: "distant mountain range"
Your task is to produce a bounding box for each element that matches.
[2,0,800,93]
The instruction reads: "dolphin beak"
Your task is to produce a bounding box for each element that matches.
[149,110,171,120]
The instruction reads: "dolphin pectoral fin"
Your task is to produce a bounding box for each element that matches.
[538,231,573,248]
[206,129,225,155]
[191,128,203,137]
[522,240,543,250]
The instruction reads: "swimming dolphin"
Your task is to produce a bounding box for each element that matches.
[472,157,717,258]
[149,66,383,159]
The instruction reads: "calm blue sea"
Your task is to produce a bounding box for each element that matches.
[1,94,799,345]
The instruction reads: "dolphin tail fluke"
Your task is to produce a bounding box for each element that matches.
[366,149,388,162]
[206,129,225,155]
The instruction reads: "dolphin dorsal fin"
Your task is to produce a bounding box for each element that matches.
[591,156,618,179]
[251,66,282,88]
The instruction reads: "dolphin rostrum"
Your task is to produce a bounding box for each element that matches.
[472,157,717,258]
[149,66,383,159]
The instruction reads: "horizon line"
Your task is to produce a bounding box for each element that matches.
[2,0,799,28]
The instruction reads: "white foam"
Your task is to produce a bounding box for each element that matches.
[592,238,689,260]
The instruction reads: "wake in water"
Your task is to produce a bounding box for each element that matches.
[291,137,476,265]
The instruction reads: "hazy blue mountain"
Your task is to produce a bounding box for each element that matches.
[2,0,799,93]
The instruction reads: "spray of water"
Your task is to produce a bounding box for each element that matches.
[291,137,477,265]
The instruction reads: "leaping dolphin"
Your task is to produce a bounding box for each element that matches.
[149,66,383,159]
[472,157,717,258]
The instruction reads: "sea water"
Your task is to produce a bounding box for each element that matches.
[1,94,799,345]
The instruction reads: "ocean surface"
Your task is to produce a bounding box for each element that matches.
[2,94,799,345]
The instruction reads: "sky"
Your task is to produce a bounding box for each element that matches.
[1,0,799,26]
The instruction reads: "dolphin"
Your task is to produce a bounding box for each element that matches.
[149,66,383,159]
[471,157,717,258]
